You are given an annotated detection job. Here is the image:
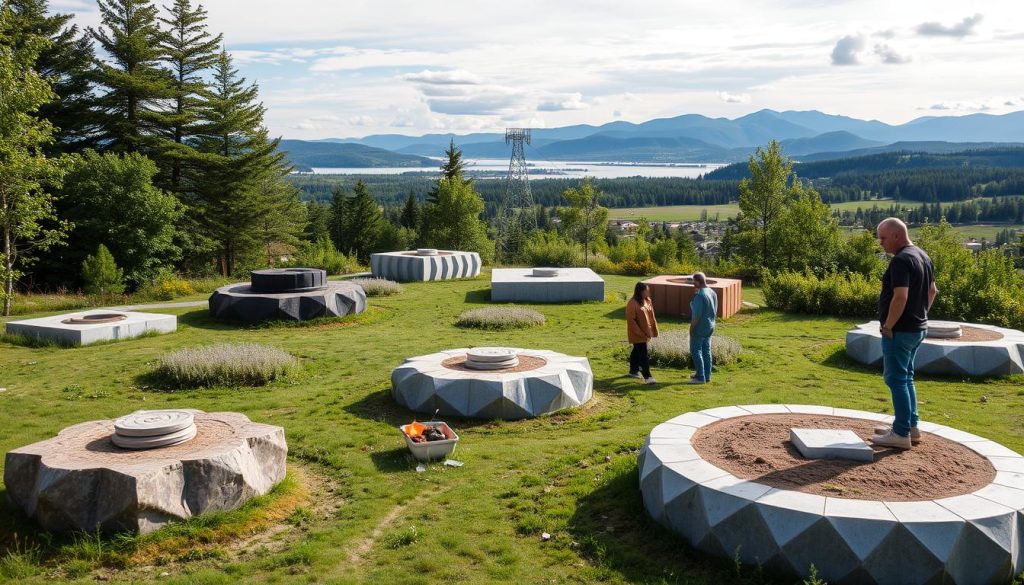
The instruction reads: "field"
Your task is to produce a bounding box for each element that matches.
[2,275,1023,584]
[609,200,906,222]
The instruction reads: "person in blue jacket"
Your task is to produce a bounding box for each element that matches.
[689,272,717,384]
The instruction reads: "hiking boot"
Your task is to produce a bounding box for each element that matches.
[871,430,912,449]
[874,426,921,445]
[645,377,657,385]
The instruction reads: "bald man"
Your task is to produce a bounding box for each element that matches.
[872,218,938,450]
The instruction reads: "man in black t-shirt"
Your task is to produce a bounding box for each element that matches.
[871,218,938,450]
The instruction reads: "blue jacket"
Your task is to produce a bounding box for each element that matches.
[690,288,717,337]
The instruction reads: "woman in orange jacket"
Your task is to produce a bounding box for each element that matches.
[626,281,659,384]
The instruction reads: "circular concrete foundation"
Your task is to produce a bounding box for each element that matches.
[391,348,593,419]
[845,321,1024,376]
[639,405,1024,585]
[209,279,366,323]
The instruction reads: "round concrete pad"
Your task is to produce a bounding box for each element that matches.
[111,425,197,449]
[114,410,195,437]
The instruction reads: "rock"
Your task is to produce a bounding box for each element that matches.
[3,411,287,534]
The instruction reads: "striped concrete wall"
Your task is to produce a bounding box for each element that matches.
[370,251,481,282]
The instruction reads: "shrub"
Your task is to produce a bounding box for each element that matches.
[350,277,402,296]
[290,237,362,275]
[155,343,298,387]
[762,271,877,317]
[618,258,659,276]
[81,244,125,296]
[648,330,743,368]
[456,307,545,330]
[523,231,581,267]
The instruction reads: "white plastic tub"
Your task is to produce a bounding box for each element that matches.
[400,421,459,462]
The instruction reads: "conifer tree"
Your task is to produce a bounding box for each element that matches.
[328,186,347,251]
[192,50,302,275]
[420,173,492,262]
[3,0,98,154]
[155,0,221,194]
[90,0,174,153]
[399,192,419,230]
[0,7,69,315]
[338,180,383,263]
[81,243,125,296]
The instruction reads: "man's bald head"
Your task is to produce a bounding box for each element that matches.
[877,217,911,254]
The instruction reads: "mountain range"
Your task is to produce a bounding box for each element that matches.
[281,109,1024,167]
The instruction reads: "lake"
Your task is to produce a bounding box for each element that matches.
[309,158,725,179]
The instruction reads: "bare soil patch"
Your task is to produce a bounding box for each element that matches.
[692,414,995,501]
[947,326,1004,342]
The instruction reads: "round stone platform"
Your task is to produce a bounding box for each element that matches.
[209,279,366,323]
[639,405,1024,585]
[846,320,1024,376]
[391,348,593,419]
[3,411,287,534]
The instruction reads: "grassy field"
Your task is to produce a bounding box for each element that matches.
[2,275,1023,584]
[608,199,916,222]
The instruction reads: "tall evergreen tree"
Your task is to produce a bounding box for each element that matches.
[328,186,347,251]
[0,7,69,315]
[420,173,492,262]
[399,191,419,230]
[192,50,302,275]
[155,0,221,194]
[338,180,383,263]
[427,139,470,205]
[4,0,98,155]
[90,0,174,153]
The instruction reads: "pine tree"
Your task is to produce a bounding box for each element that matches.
[339,180,383,263]
[0,7,69,315]
[90,0,174,153]
[3,0,98,155]
[427,139,470,205]
[155,0,221,194]
[328,186,347,251]
[81,243,125,296]
[192,50,302,275]
[420,174,492,262]
[399,191,419,230]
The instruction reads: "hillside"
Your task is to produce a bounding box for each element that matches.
[278,140,434,170]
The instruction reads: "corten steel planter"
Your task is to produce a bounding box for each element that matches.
[642,275,743,319]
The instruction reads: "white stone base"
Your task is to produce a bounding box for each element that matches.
[5,310,176,346]
[640,405,1024,585]
[490,268,605,302]
[846,321,1024,376]
[790,428,874,462]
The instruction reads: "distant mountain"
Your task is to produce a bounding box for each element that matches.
[797,141,1024,162]
[278,140,433,170]
[291,109,1024,165]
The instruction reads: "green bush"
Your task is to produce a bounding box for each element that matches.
[523,231,581,267]
[647,330,743,368]
[456,307,545,330]
[618,258,659,276]
[761,271,877,317]
[350,277,402,296]
[155,343,298,388]
[290,237,362,275]
[81,244,125,296]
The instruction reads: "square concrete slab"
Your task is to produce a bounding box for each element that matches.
[490,268,605,302]
[5,310,176,346]
[790,428,874,462]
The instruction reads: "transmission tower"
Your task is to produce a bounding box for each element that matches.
[497,128,537,263]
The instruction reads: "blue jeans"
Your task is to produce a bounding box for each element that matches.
[690,335,712,382]
[881,330,926,436]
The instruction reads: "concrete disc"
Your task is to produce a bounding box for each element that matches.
[532,268,559,277]
[416,248,439,256]
[114,410,196,437]
[464,358,520,370]
[466,348,518,363]
[112,424,197,449]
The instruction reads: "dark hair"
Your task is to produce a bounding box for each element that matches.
[632,282,648,304]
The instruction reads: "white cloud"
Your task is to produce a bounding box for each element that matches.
[874,44,911,64]
[347,115,375,126]
[402,69,482,85]
[831,35,865,65]
[719,91,751,104]
[916,14,983,38]
[310,114,342,122]
[537,93,587,111]
[292,121,317,130]
[310,48,443,72]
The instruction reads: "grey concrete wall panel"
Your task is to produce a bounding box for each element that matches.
[391,348,592,419]
[4,411,286,534]
[846,321,1024,376]
[490,268,605,303]
[638,405,1024,585]
[370,251,481,282]
[208,281,366,323]
[5,310,176,345]
[250,268,327,293]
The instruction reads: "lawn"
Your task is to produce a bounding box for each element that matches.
[1,274,1022,584]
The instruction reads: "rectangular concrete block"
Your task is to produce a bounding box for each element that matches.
[490,268,605,302]
[790,428,874,462]
[5,310,176,346]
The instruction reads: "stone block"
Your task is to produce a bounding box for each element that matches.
[790,428,874,462]
[3,411,286,534]
[370,250,481,282]
[490,268,605,302]
[5,310,176,346]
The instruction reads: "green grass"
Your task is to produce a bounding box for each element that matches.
[2,273,1023,583]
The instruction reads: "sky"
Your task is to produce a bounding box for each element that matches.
[54,0,1024,140]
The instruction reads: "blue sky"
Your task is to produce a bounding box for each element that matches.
[55,0,1024,140]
